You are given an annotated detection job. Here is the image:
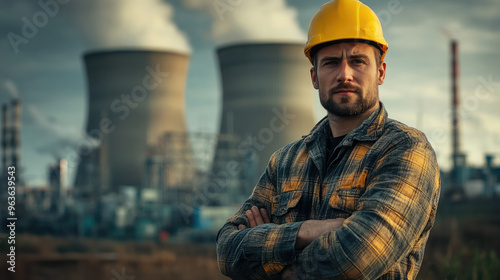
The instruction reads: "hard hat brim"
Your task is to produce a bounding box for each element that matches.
[307,39,387,65]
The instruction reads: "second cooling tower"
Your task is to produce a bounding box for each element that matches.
[215,43,316,189]
[83,50,193,191]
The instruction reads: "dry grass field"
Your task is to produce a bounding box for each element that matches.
[0,235,227,280]
[418,199,500,280]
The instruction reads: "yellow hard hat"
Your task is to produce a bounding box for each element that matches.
[304,0,389,64]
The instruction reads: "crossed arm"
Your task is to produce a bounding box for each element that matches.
[239,206,345,251]
[238,206,345,279]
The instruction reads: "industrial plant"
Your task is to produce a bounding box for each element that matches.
[1,41,499,242]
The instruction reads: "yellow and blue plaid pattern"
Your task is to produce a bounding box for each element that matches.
[216,103,441,280]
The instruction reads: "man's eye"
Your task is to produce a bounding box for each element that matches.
[352,59,364,64]
[324,61,338,66]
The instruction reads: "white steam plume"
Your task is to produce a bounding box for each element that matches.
[183,0,305,45]
[67,0,190,53]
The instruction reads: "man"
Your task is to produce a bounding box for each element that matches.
[216,0,441,279]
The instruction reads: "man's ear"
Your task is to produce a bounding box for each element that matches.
[310,67,319,89]
[378,61,387,85]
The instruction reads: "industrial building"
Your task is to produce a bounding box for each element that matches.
[49,158,68,215]
[1,99,22,185]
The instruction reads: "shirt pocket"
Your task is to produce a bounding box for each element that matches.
[271,191,302,222]
[328,188,364,215]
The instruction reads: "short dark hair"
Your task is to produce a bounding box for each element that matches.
[312,39,383,73]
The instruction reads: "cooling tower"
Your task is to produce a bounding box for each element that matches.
[82,50,193,191]
[215,43,316,190]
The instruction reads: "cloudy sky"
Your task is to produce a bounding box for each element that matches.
[1,0,499,186]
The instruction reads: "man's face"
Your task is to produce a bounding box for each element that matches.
[311,42,386,117]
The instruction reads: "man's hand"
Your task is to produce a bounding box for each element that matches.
[295,218,345,250]
[238,206,271,229]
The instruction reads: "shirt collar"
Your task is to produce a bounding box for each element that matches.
[304,101,388,146]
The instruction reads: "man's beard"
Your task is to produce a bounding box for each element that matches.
[320,82,378,117]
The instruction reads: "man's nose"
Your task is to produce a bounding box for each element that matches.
[336,60,353,83]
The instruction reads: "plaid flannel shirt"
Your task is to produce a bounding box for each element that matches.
[216,103,441,280]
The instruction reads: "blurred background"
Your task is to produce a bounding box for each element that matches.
[0,0,499,279]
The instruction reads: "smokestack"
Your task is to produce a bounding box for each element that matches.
[82,50,193,191]
[450,40,467,192]
[11,99,21,183]
[1,104,9,177]
[451,40,460,168]
[214,43,315,193]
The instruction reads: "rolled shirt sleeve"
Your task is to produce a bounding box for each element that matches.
[293,136,441,279]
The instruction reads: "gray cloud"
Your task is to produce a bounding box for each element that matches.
[25,104,81,143]
[1,80,20,99]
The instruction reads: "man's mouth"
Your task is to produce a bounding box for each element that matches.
[334,88,359,95]
[335,89,356,94]
[330,83,362,96]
